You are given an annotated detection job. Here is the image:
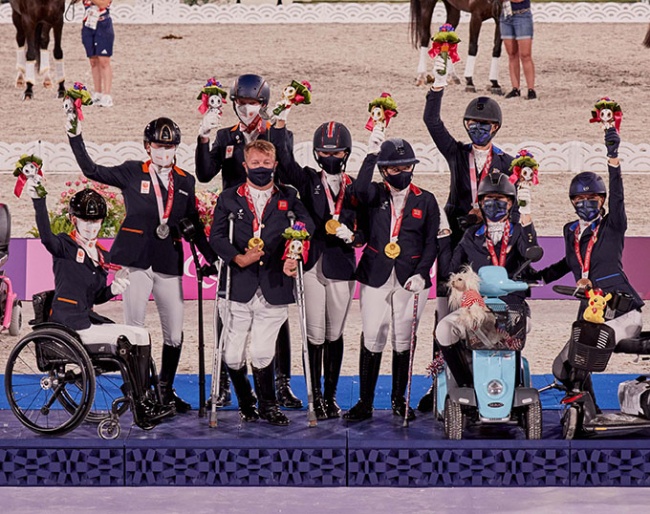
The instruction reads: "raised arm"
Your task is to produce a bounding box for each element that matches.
[604,128,626,232]
[33,196,67,258]
[69,134,132,189]
[270,126,310,194]
[423,88,461,160]
[195,132,224,183]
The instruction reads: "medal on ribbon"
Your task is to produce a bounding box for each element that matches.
[384,241,401,259]
[248,236,264,250]
[147,162,175,240]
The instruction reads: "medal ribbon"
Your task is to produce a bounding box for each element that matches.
[148,162,175,227]
[388,188,411,243]
[574,223,601,280]
[69,229,121,271]
[484,220,511,267]
[243,184,274,238]
[321,172,347,221]
[469,147,493,208]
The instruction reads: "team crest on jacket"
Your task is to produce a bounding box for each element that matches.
[140,181,150,194]
[76,248,85,263]
[278,200,288,210]
[225,145,234,159]
[412,208,423,219]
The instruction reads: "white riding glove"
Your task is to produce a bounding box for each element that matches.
[63,97,81,137]
[199,109,222,139]
[275,104,291,122]
[431,55,448,89]
[26,177,43,199]
[405,274,426,293]
[367,125,385,155]
[335,223,355,244]
[517,185,532,215]
[110,277,130,296]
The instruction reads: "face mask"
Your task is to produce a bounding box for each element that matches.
[482,198,509,222]
[318,155,345,175]
[574,199,601,221]
[236,103,261,127]
[76,219,102,241]
[384,171,413,191]
[247,166,274,187]
[466,122,494,147]
[150,146,176,168]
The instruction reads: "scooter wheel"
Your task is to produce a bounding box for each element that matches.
[8,301,22,336]
[444,397,464,440]
[562,406,579,440]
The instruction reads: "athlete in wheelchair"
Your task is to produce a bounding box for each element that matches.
[4,180,174,438]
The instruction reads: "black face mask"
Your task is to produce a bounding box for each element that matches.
[466,122,494,146]
[247,166,274,187]
[384,171,413,191]
[481,198,509,222]
[574,199,601,222]
[318,155,345,175]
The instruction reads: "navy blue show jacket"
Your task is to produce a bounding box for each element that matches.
[33,197,114,330]
[272,126,363,281]
[70,135,216,276]
[538,164,644,318]
[423,89,515,245]
[350,154,440,289]
[209,183,315,305]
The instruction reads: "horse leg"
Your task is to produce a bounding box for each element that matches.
[489,22,503,95]
[415,0,436,86]
[443,0,461,84]
[464,14,483,93]
[12,9,26,88]
[52,18,65,98]
[23,23,38,100]
[39,22,53,89]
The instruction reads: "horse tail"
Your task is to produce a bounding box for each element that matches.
[410,0,422,49]
[644,24,650,48]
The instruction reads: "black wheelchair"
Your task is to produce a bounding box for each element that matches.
[4,290,174,439]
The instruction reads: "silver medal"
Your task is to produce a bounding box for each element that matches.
[156,223,170,239]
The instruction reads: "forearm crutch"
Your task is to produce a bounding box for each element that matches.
[288,211,317,427]
[404,292,420,428]
[209,212,235,428]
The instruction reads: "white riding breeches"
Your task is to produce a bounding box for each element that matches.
[219,288,288,370]
[359,270,429,353]
[122,266,184,348]
[303,257,355,345]
[77,323,150,347]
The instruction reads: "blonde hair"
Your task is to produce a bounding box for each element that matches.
[244,140,276,160]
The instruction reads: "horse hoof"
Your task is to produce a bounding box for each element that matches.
[450,75,461,85]
[415,73,427,87]
[43,79,53,89]
[22,92,33,101]
[57,89,65,99]
[465,85,477,93]
[490,86,504,96]
[16,76,25,88]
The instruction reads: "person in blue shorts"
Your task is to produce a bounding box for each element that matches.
[500,0,537,100]
[81,0,114,107]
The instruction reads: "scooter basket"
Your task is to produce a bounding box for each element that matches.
[468,304,527,351]
[568,320,616,372]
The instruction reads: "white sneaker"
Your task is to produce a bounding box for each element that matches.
[91,92,102,105]
[100,94,113,108]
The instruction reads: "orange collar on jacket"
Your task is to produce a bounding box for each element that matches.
[141,160,186,177]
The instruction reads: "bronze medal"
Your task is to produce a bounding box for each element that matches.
[384,242,401,259]
[576,278,592,289]
[325,219,341,235]
[156,223,170,240]
[248,237,264,250]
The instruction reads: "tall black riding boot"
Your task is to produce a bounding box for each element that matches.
[159,344,192,413]
[228,365,259,422]
[343,340,382,421]
[307,342,327,420]
[391,349,416,421]
[253,363,290,426]
[323,336,344,419]
[440,342,472,388]
[275,321,302,409]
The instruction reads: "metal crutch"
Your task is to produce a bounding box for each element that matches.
[404,292,420,428]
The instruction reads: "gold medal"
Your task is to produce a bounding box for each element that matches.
[384,242,401,259]
[576,278,592,289]
[325,219,341,235]
[248,237,264,250]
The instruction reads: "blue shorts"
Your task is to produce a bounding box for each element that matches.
[500,10,534,40]
[82,17,115,58]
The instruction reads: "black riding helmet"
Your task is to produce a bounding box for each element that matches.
[230,74,271,106]
[464,96,503,131]
[69,189,106,221]
[312,121,352,172]
[376,138,420,168]
[143,117,181,147]
[477,172,516,201]
[569,172,607,199]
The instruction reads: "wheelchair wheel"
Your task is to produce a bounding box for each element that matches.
[58,369,129,423]
[97,417,121,440]
[5,328,96,435]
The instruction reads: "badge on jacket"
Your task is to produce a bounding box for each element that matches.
[76,248,85,263]
[140,181,150,194]
[225,145,234,159]
[412,208,423,219]
[278,200,288,211]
